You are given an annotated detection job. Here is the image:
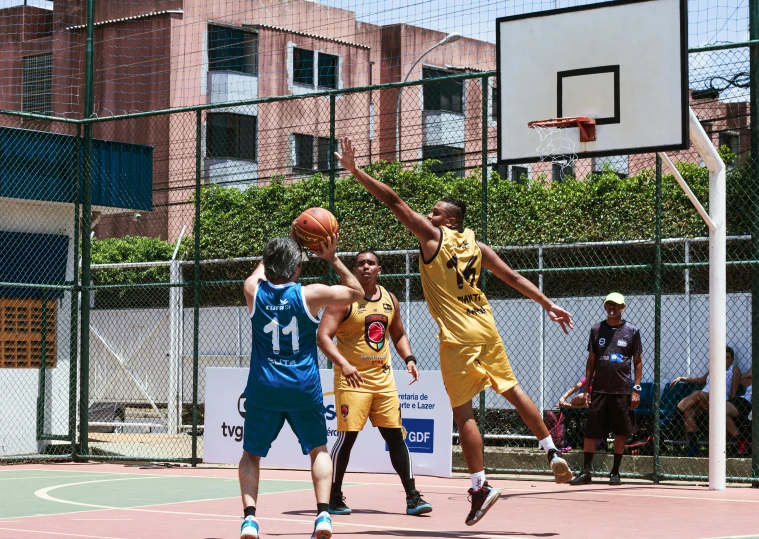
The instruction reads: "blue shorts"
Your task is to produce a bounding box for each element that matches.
[243,402,328,458]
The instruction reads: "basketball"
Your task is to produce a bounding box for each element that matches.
[293,207,338,250]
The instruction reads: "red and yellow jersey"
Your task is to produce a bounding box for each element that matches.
[334,286,397,393]
[419,226,500,345]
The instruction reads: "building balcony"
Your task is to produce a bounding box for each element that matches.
[205,158,258,189]
[208,71,259,114]
[422,110,465,149]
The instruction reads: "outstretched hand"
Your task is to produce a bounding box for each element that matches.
[548,304,574,334]
[334,137,357,173]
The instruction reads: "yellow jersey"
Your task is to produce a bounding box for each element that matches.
[334,285,398,393]
[419,226,500,345]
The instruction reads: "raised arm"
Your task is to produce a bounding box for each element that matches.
[335,137,440,252]
[243,260,267,315]
[388,292,418,384]
[479,241,574,334]
[316,305,364,388]
[303,234,363,316]
[557,380,584,408]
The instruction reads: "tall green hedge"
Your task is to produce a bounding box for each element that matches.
[90,147,752,305]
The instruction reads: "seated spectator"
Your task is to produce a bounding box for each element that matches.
[727,369,752,454]
[557,377,592,409]
[670,346,741,457]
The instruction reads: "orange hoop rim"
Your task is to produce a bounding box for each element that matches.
[527,116,596,129]
[528,116,596,142]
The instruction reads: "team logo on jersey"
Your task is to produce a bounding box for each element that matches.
[383,303,393,312]
[364,313,388,351]
[599,338,606,347]
[280,298,289,305]
[341,404,349,418]
[455,240,470,251]
[617,339,628,347]
[357,303,367,314]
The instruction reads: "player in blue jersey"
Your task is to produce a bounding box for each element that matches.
[239,233,363,539]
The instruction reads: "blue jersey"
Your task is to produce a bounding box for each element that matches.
[245,280,322,411]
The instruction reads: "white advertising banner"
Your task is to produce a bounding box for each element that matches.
[204,368,452,477]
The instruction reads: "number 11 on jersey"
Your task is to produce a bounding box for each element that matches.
[263,316,299,354]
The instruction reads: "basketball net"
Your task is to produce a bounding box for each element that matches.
[532,124,578,175]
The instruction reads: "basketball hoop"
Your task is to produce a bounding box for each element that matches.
[527,116,597,174]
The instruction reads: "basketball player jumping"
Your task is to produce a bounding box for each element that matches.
[334,137,575,526]
[317,249,432,517]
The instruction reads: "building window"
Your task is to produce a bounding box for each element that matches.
[317,137,333,171]
[511,165,528,182]
[423,145,465,177]
[294,134,314,171]
[1,299,57,368]
[208,25,257,75]
[22,54,52,115]
[294,48,315,86]
[719,130,740,168]
[552,161,575,182]
[491,87,498,120]
[318,53,338,89]
[493,165,508,181]
[423,68,463,114]
[206,113,257,161]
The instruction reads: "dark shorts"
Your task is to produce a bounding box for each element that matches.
[585,392,635,438]
[243,402,328,458]
[729,397,752,418]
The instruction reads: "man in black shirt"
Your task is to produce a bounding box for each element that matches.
[568,292,643,486]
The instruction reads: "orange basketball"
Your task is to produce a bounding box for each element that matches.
[293,207,338,250]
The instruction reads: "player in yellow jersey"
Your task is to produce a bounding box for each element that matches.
[317,249,432,517]
[335,137,575,526]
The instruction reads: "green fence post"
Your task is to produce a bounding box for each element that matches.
[78,0,95,459]
[192,110,202,466]
[329,94,336,214]
[69,125,81,459]
[653,155,663,483]
[479,75,489,457]
[750,0,759,485]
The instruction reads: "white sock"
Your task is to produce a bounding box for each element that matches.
[539,435,557,453]
[470,470,486,490]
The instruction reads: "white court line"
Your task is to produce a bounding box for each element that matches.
[71,519,133,521]
[10,467,310,482]
[352,480,759,505]
[31,479,521,538]
[0,528,127,539]
[702,535,759,539]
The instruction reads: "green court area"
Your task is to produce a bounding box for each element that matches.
[0,469,313,519]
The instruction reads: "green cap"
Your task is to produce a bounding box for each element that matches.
[604,292,626,305]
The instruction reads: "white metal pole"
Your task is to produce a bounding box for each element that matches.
[168,260,180,435]
[168,226,186,435]
[538,246,545,412]
[688,108,727,490]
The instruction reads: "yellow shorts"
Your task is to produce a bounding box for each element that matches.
[440,339,518,408]
[334,390,402,432]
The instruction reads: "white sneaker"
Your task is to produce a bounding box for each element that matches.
[549,450,573,484]
[240,515,259,539]
[311,511,332,539]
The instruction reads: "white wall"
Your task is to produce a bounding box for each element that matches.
[0,198,75,456]
[81,293,753,416]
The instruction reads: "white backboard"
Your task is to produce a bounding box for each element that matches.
[496,0,688,164]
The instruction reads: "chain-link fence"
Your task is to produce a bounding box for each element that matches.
[0,0,758,487]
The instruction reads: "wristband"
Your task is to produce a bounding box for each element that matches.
[404,355,417,365]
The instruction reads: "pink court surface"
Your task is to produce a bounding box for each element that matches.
[1,463,758,539]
